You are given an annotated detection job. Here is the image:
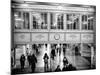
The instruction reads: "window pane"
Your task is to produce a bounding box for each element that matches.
[82,15,87,22]
[23,12,29,29]
[85,15,87,21]
[14,11,30,29]
[66,14,79,30]
[82,15,88,30]
[14,11,23,29]
[50,13,64,29]
[82,14,94,30]
[50,13,54,29]
[57,14,63,29]
[32,12,48,29]
[88,14,94,30]
[66,14,73,30]
[88,19,91,30]
[73,15,79,29]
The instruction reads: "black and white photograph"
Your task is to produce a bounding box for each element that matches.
[11,0,96,75]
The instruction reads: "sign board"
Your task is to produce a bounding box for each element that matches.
[65,33,80,43]
[49,33,64,42]
[81,34,94,43]
[32,33,48,42]
[14,33,30,42]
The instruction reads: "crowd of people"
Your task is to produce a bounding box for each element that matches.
[20,53,37,72]
[19,52,76,73]
[12,44,79,73]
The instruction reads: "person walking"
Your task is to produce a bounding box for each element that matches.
[43,53,49,72]
[27,54,32,67]
[30,53,37,73]
[63,57,68,67]
[51,48,56,60]
[20,54,26,70]
[11,57,13,68]
[63,46,66,56]
[75,46,80,55]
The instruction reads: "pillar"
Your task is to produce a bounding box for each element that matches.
[47,12,50,30]
[64,13,67,30]
[91,46,94,68]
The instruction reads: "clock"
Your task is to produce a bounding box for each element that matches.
[54,34,60,40]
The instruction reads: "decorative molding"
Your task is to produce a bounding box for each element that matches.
[12,3,95,12]
[14,33,30,42]
[32,33,48,42]
[66,33,80,43]
[81,34,94,43]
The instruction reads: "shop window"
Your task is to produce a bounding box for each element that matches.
[50,13,64,29]
[32,12,48,29]
[66,14,79,30]
[14,11,29,29]
[82,14,94,30]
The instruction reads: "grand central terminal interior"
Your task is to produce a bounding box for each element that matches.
[11,0,96,74]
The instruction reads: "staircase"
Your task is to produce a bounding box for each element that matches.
[75,56,91,70]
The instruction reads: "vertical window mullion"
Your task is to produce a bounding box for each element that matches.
[64,14,66,30]
[24,12,26,29]
[82,15,83,30]
[92,16,94,30]
[91,19,92,30]
[30,12,32,30]
[86,15,88,30]
[50,13,53,29]
[79,14,81,31]
[21,11,24,29]
[47,12,50,30]
[72,14,73,30]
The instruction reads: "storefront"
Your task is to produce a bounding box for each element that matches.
[11,1,96,70]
